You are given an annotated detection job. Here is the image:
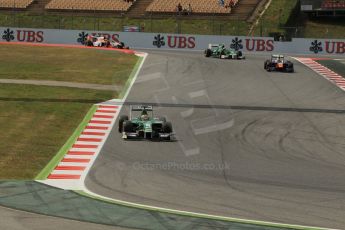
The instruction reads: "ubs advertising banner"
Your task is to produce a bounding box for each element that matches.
[1,27,344,55]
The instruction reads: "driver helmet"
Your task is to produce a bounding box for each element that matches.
[141,109,149,120]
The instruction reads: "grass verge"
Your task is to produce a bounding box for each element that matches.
[0,44,137,179]
[253,0,345,39]
[0,44,138,85]
[0,84,114,179]
[34,105,97,180]
[303,17,345,39]
[253,0,299,36]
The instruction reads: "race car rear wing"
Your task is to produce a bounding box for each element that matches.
[208,44,222,49]
[129,105,153,120]
[130,105,153,111]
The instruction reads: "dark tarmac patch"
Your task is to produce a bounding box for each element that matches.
[0,181,295,230]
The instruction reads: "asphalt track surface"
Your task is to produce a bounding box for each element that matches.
[85,51,345,229]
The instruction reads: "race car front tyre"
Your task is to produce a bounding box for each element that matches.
[162,121,173,133]
[86,40,93,47]
[237,51,243,58]
[220,50,225,58]
[118,115,129,133]
[123,121,134,133]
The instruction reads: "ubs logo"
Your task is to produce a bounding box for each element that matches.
[153,34,165,48]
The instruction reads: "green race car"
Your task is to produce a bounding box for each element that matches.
[204,44,245,59]
[118,105,173,140]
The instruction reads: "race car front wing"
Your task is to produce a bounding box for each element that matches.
[122,132,174,140]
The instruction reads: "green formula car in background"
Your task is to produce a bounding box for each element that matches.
[204,44,245,59]
[118,105,173,140]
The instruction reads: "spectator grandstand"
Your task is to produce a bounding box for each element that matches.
[0,0,262,20]
[146,0,239,14]
[0,0,269,27]
[0,0,34,9]
[301,0,345,15]
[45,0,133,12]
[322,0,345,9]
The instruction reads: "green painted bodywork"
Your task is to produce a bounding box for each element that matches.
[130,117,164,133]
[205,44,244,59]
[212,45,237,57]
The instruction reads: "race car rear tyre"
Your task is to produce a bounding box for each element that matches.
[220,50,225,58]
[86,40,93,47]
[205,49,212,57]
[123,121,134,133]
[162,121,173,133]
[118,115,129,133]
